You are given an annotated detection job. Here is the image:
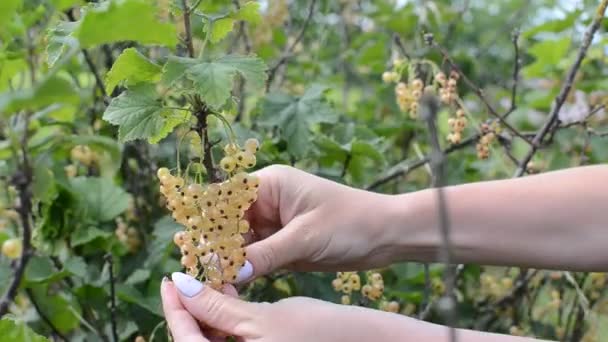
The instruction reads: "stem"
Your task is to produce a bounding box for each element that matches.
[105,254,119,342]
[0,114,34,317]
[181,0,196,58]
[26,289,68,341]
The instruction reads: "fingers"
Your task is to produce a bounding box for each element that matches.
[243,217,307,280]
[171,272,259,337]
[160,278,209,342]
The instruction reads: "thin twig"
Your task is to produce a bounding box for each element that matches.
[232,0,252,121]
[514,1,608,177]
[504,29,521,118]
[366,133,480,190]
[424,34,532,145]
[266,0,318,91]
[420,93,457,342]
[105,254,119,342]
[26,289,68,341]
[392,34,411,60]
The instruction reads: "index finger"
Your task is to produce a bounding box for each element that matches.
[161,279,209,342]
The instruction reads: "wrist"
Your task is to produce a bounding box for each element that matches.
[375,189,440,264]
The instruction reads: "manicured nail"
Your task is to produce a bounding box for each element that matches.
[235,260,253,283]
[162,276,169,283]
[171,272,204,298]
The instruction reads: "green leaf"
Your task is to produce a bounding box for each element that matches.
[145,216,181,267]
[0,76,79,115]
[45,21,79,67]
[76,0,177,48]
[0,58,27,92]
[63,256,88,279]
[161,56,198,86]
[102,84,169,142]
[71,226,112,247]
[125,269,151,285]
[32,163,56,204]
[523,10,580,39]
[234,1,261,24]
[69,177,131,222]
[0,316,49,342]
[523,38,571,77]
[260,85,337,157]
[25,256,69,284]
[0,0,22,32]
[161,54,267,108]
[207,17,235,44]
[148,110,190,144]
[117,284,162,316]
[30,285,81,334]
[105,48,162,94]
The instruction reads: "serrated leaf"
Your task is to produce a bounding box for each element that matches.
[63,256,88,279]
[523,37,571,78]
[102,84,169,142]
[148,110,190,144]
[76,0,177,48]
[234,1,261,24]
[161,56,198,86]
[0,316,49,342]
[185,55,267,108]
[207,17,235,44]
[260,86,337,157]
[69,177,131,222]
[30,285,81,334]
[105,48,162,94]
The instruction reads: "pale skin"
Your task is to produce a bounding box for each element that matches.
[161,164,608,341]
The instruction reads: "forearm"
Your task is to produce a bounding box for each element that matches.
[373,311,545,341]
[381,165,608,271]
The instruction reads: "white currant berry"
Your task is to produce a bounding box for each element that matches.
[2,238,22,259]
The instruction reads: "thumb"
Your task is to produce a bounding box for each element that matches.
[171,272,258,337]
[243,219,307,281]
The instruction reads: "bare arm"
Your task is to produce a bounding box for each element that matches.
[381,165,608,271]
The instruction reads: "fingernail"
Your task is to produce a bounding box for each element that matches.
[162,276,169,282]
[235,260,253,283]
[171,272,204,298]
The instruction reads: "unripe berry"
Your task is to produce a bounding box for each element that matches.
[341,295,351,305]
[2,238,22,259]
[411,79,423,90]
[386,301,400,313]
[220,156,237,172]
[244,138,260,153]
[157,168,171,178]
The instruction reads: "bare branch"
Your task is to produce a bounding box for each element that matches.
[503,29,521,118]
[266,0,318,91]
[420,93,458,342]
[514,0,608,177]
[366,133,480,191]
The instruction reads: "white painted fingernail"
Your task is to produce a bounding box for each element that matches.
[171,272,204,298]
[235,260,253,283]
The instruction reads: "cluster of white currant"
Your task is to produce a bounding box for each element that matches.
[158,138,260,289]
[115,217,141,253]
[435,71,460,105]
[332,272,362,305]
[477,122,500,160]
[447,109,468,144]
[66,145,98,177]
[394,79,425,119]
[361,271,385,301]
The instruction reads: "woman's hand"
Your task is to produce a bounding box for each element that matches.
[161,273,539,342]
[161,272,435,342]
[240,165,398,281]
